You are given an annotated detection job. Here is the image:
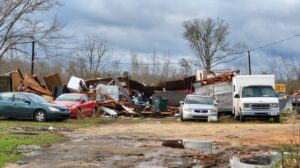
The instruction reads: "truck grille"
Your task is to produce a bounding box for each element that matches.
[250,104,270,109]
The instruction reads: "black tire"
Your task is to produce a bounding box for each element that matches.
[274,115,280,123]
[92,108,96,117]
[233,109,239,120]
[239,114,245,122]
[77,108,81,119]
[180,112,186,122]
[34,110,47,122]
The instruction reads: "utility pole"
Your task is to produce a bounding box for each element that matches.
[247,50,251,75]
[31,41,35,75]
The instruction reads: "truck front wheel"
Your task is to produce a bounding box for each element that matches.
[274,115,280,123]
[239,114,245,122]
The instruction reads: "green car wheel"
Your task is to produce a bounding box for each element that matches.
[34,110,47,122]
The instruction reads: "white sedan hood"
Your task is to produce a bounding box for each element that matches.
[184,104,215,110]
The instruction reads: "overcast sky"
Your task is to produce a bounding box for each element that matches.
[46,0,300,73]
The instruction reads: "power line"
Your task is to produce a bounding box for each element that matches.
[15,32,300,65]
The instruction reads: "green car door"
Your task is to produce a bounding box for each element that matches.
[12,93,36,119]
[0,93,14,117]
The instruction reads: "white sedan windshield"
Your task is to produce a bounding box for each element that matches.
[185,96,213,105]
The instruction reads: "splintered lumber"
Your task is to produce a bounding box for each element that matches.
[43,73,63,91]
[121,105,140,116]
[42,95,54,102]
[24,73,52,96]
[10,69,23,91]
[161,111,174,115]
[100,106,118,117]
[112,76,133,104]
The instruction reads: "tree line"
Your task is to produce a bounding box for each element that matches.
[0,0,299,93]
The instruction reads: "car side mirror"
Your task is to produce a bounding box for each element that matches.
[180,101,184,104]
[81,100,86,103]
[24,100,31,104]
[234,94,240,98]
[213,100,218,105]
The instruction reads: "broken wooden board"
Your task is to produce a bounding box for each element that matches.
[43,73,63,91]
[24,73,52,96]
[160,111,174,115]
[100,106,118,117]
[121,105,140,116]
[10,69,23,92]
[42,95,54,102]
[112,76,133,104]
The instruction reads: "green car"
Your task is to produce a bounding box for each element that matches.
[0,92,70,121]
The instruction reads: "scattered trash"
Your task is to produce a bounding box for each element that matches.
[183,140,213,153]
[100,106,118,117]
[48,126,54,131]
[162,140,184,149]
[230,155,275,168]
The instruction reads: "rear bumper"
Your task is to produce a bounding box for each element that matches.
[241,108,279,116]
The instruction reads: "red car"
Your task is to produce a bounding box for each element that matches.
[53,93,97,118]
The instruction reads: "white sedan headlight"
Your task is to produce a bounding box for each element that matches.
[183,106,191,112]
[49,106,60,112]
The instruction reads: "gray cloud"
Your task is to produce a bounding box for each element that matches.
[44,0,300,71]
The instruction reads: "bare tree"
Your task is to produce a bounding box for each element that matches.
[0,0,63,60]
[183,18,236,72]
[77,35,108,78]
[178,58,191,77]
[130,51,139,78]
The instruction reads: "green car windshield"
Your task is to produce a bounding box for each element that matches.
[27,94,49,103]
[185,96,213,105]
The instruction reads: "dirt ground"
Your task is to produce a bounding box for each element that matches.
[5,115,300,168]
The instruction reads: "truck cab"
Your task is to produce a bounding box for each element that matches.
[233,75,280,122]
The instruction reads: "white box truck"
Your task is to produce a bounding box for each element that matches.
[232,75,280,122]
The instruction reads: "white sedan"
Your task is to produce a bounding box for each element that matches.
[180,95,218,122]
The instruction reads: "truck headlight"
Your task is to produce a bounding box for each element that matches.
[242,103,250,108]
[48,106,60,112]
[270,103,279,108]
[183,106,191,112]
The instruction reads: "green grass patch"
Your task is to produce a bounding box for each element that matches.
[0,117,101,129]
[0,130,63,167]
[0,117,101,167]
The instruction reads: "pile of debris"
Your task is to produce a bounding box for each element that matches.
[0,69,198,118]
[193,70,240,113]
[0,69,59,101]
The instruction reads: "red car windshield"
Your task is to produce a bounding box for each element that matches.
[56,95,81,102]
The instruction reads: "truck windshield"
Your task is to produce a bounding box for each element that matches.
[185,96,213,105]
[242,86,276,97]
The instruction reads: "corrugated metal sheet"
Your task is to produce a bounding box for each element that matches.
[195,81,233,112]
[43,73,63,91]
[153,91,188,106]
[0,76,11,92]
